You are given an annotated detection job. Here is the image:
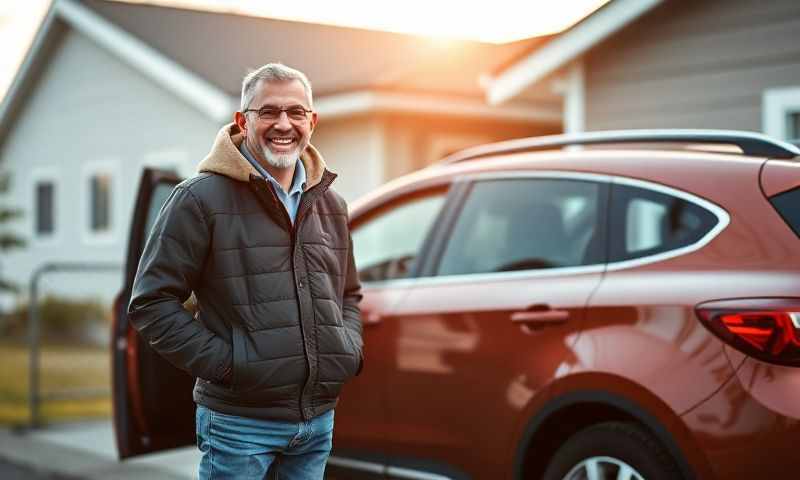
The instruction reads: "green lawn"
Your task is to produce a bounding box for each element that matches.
[0,343,111,426]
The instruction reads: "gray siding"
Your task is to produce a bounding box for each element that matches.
[1,25,219,306]
[585,0,800,131]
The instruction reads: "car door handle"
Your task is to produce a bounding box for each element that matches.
[510,309,570,327]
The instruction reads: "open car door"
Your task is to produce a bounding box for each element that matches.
[112,168,193,459]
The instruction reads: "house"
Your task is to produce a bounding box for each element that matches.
[483,0,800,141]
[0,0,567,307]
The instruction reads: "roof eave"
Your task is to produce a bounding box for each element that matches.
[0,0,237,139]
[484,0,663,105]
[0,1,60,145]
[56,0,236,122]
[315,90,561,123]
[0,0,560,141]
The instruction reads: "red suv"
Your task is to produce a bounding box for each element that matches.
[113,130,800,479]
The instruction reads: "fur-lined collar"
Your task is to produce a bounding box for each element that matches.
[197,123,326,189]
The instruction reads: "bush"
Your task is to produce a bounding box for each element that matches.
[1,295,109,343]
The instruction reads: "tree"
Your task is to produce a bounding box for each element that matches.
[0,169,25,292]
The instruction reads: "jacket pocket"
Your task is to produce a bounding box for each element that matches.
[342,328,363,377]
[230,324,247,391]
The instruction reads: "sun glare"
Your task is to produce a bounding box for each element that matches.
[118,0,609,43]
[0,0,608,98]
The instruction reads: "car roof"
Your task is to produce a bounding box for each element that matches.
[349,147,767,216]
[442,129,800,164]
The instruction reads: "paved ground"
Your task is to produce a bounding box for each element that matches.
[0,421,197,479]
[0,421,345,479]
[0,459,77,480]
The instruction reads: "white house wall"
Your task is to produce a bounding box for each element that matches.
[1,26,219,307]
[310,117,386,204]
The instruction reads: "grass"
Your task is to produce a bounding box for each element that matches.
[0,343,111,426]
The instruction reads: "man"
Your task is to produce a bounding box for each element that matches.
[128,63,363,479]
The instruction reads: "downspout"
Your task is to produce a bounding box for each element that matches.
[563,59,586,134]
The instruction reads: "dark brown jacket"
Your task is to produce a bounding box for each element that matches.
[128,123,363,421]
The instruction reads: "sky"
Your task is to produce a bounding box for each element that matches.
[0,0,608,98]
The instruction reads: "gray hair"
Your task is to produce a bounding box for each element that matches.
[240,63,313,111]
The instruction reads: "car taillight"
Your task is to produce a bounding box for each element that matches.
[696,298,800,367]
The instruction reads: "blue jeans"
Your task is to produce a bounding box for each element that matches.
[196,405,334,480]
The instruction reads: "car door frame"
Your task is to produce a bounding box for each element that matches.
[112,167,189,459]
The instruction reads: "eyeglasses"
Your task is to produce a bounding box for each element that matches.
[243,105,313,122]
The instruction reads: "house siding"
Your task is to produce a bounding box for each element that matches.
[584,0,800,131]
[1,25,219,306]
[310,117,386,203]
[380,114,554,179]
[312,114,553,203]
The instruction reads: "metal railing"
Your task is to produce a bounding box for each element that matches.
[27,261,121,429]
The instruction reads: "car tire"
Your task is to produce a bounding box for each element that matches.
[541,421,684,480]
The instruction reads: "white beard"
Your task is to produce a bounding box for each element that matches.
[261,144,299,169]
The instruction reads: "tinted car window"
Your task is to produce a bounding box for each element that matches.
[436,178,604,276]
[352,190,446,282]
[145,183,176,237]
[609,183,718,262]
[769,186,800,238]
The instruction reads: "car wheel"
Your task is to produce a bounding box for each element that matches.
[542,421,683,480]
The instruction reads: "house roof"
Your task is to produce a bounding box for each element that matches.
[485,0,664,105]
[83,0,550,99]
[0,0,562,137]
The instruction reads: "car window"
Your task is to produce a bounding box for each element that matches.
[609,183,718,262]
[352,189,447,282]
[144,183,176,237]
[769,186,800,238]
[436,178,604,276]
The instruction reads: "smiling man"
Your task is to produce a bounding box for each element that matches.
[127,63,363,479]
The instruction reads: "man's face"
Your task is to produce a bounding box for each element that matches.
[236,79,317,169]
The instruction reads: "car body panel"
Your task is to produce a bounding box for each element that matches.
[337,149,800,479]
[331,283,411,470]
[383,270,603,478]
[680,357,800,479]
[760,159,800,197]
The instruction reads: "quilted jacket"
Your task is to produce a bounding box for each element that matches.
[128,123,363,421]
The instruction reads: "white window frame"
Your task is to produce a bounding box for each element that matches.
[29,167,60,246]
[763,86,800,140]
[82,160,121,245]
[142,148,190,177]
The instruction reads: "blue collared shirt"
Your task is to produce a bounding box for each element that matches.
[240,142,306,225]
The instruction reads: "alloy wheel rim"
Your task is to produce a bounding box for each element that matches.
[562,456,645,480]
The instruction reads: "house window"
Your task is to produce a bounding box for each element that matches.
[762,87,800,140]
[30,168,59,244]
[789,112,800,140]
[35,181,55,236]
[82,161,119,243]
[90,174,111,232]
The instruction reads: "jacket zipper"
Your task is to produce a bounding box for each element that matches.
[262,182,307,419]
[264,176,333,420]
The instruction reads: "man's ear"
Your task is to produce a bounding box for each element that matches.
[234,111,247,133]
[309,111,319,132]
